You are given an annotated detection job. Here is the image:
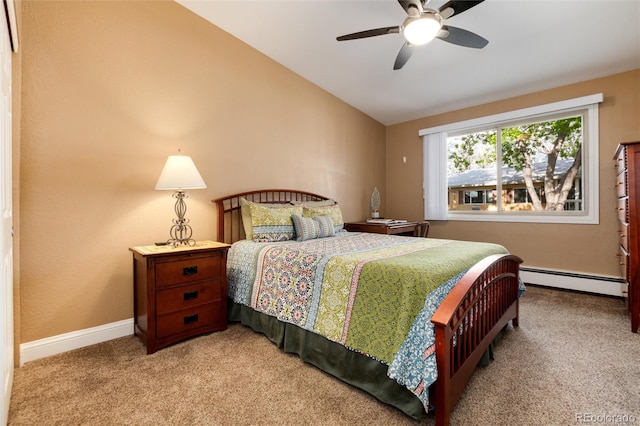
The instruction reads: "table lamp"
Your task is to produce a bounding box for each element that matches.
[155,151,207,246]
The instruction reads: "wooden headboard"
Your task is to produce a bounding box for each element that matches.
[212,189,330,244]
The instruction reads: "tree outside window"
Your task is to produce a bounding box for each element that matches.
[447,114,583,213]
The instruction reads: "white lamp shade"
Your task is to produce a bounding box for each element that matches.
[155,154,207,190]
[403,13,442,46]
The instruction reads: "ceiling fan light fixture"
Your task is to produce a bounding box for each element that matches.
[402,12,442,46]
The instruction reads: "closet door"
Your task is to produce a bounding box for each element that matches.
[0,0,15,423]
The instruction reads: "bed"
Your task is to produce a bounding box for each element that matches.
[213,189,522,426]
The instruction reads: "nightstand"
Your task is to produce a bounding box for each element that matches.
[344,221,428,237]
[129,240,231,354]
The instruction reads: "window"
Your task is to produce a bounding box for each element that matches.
[447,113,584,213]
[421,94,602,224]
[462,190,494,205]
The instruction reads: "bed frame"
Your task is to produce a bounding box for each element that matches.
[213,189,522,426]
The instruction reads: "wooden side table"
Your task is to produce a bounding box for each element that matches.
[130,240,230,354]
[344,221,422,237]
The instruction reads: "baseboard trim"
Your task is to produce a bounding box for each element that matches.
[20,319,134,366]
[520,267,627,297]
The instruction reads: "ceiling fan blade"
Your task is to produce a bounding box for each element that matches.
[393,43,413,70]
[398,0,423,15]
[337,26,400,41]
[439,0,484,20]
[437,25,488,49]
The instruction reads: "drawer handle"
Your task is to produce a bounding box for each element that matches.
[183,266,198,276]
[184,290,199,301]
[184,314,199,325]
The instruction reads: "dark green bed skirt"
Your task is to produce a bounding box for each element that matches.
[228,300,499,420]
[228,299,428,419]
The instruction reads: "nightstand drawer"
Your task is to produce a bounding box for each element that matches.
[156,280,221,315]
[155,253,222,288]
[156,301,221,339]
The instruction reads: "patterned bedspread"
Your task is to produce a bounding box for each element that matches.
[226,232,508,409]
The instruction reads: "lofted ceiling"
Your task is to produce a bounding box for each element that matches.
[176,0,640,126]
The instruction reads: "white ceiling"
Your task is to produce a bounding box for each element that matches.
[176,0,640,125]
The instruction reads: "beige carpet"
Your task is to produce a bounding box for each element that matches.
[8,285,640,425]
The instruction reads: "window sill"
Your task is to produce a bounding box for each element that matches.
[444,211,599,224]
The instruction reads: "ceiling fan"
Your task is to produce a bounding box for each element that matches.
[336,0,488,70]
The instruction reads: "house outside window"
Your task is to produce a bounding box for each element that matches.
[420,94,601,224]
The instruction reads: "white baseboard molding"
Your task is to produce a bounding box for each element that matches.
[20,318,134,366]
[520,267,627,297]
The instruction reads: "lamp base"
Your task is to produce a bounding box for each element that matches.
[167,191,196,247]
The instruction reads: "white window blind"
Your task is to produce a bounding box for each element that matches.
[422,132,448,220]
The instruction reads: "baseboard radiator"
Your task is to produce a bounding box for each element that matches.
[520,267,627,298]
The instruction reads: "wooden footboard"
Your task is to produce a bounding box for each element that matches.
[430,254,523,426]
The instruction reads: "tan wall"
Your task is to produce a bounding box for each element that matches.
[386,69,640,277]
[18,1,385,343]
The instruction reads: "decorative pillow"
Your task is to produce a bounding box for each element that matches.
[291,214,335,241]
[302,204,344,233]
[290,199,337,208]
[240,198,254,240]
[313,215,335,238]
[291,215,318,241]
[240,197,292,240]
[249,202,303,242]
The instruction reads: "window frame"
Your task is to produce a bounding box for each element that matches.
[420,94,602,224]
